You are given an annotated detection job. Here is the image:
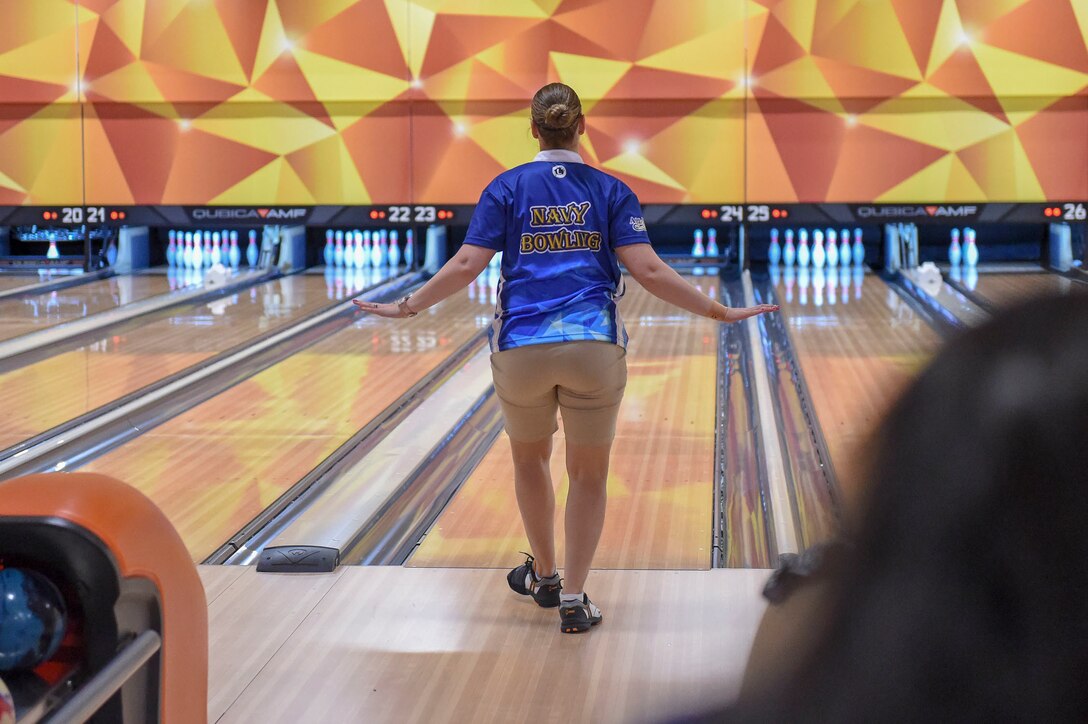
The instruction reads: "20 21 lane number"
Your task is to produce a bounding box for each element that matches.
[61,207,106,223]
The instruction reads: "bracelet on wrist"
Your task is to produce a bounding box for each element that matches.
[398,295,418,317]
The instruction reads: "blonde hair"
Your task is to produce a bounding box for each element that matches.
[531,83,582,146]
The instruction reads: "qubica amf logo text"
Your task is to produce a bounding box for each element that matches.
[855,205,979,219]
[191,208,309,221]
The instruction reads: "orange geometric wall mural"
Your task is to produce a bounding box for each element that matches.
[0,0,1085,207]
[747,0,1088,203]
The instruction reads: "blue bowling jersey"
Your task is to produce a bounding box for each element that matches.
[463,149,651,352]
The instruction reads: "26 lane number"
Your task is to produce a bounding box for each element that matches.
[1064,203,1087,221]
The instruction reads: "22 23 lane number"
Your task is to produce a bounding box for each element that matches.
[388,206,437,223]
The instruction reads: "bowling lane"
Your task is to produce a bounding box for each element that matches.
[772,269,940,503]
[0,273,357,452]
[80,288,491,561]
[410,277,721,571]
[0,274,44,293]
[969,271,1085,310]
[0,274,177,343]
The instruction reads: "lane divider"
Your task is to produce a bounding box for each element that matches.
[0,268,115,303]
[0,274,419,481]
[0,268,277,366]
[242,345,497,566]
[741,270,799,557]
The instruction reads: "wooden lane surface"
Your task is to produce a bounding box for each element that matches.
[80,290,491,561]
[775,274,940,505]
[0,275,41,292]
[0,274,174,342]
[972,272,1085,309]
[0,275,346,451]
[208,566,768,724]
[410,278,721,571]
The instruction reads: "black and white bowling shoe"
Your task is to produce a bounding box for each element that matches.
[507,553,562,608]
[558,594,603,634]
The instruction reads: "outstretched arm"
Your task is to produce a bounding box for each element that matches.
[354,243,496,318]
[615,243,778,323]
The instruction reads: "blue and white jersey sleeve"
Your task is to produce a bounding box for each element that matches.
[609,183,651,248]
[463,185,506,251]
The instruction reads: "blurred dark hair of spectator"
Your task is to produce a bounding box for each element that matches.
[694,294,1088,723]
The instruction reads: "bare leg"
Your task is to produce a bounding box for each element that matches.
[510,436,557,577]
[563,441,612,594]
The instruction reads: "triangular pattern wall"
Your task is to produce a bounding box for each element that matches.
[0,0,1084,205]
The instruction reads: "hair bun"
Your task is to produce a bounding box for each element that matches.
[544,103,573,128]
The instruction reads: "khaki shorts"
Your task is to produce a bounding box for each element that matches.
[490,341,627,446]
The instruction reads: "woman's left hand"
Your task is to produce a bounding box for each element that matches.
[353,300,405,318]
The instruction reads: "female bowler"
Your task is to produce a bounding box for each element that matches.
[355,83,777,633]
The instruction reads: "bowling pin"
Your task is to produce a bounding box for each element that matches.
[389,230,401,267]
[371,230,384,267]
[362,231,372,267]
[798,229,811,267]
[357,231,368,268]
[348,231,360,268]
[852,229,865,265]
[692,229,705,258]
[965,265,979,290]
[246,229,259,267]
[813,230,826,269]
[405,229,414,268]
[229,230,241,268]
[333,231,344,266]
[949,228,962,266]
[706,228,719,257]
[187,231,197,268]
[964,228,979,267]
[192,231,204,268]
[47,233,60,260]
[783,229,796,266]
[203,232,212,267]
[166,230,178,267]
[350,229,363,266]
[211,232,222,265]
[826,229,839,267]
[769,229,782,266]
[182,232,193,268]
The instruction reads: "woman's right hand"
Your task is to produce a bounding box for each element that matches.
[712,303,779,323]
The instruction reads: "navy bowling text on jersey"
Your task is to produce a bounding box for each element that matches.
[463,151,651,353]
